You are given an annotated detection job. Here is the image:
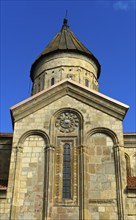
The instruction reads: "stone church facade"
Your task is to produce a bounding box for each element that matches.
[0,19,136,220]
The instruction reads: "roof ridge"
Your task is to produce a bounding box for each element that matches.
[64,28,68,49]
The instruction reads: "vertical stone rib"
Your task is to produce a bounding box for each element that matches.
[114,144,124,220]
[79,145,89,220]
[44,145,55,220]
[10,145,23,220]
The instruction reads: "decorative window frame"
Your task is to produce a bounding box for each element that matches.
[50,108,83,206]
[62,143,71,199]
[54,137,79,206]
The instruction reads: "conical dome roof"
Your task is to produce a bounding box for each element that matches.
[30,19,101,78]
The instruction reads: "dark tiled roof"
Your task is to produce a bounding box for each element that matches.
[127,176,136,188]
[31,19,101,79]
[0,180,8,190]
[39,19,93,57]
[124,132,136,135]
[0,133,13,137]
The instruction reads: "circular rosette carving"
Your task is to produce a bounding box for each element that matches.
[55,112,79,133]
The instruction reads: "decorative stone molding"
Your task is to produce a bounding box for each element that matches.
[78,145,88,154]
[55,111,79,133]
[50,108,83,209]
[16,144,23,154]
[18,130,49,145]
[78,144,90,220]
[113,143,125,220]
[54,139,78,206]
[12,145,23,157]
[43,144,55,152]
[89,199,115,204]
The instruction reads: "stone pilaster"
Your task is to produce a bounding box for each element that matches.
[10,144,23,220]
[114,144,124,220]
[79,145,89,220]
[43,144,55,220]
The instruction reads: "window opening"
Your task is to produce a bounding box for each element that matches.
[63,143,71,199]
[85,79,89,87]
[38,83,40,92]
[51,77,55,86]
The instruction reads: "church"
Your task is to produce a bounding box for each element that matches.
[0,19,136,220]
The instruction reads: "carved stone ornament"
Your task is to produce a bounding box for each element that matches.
[55,112,79,133]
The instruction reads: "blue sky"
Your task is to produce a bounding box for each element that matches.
[0,0,136,132]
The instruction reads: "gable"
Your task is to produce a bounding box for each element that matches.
[10,79,129,124]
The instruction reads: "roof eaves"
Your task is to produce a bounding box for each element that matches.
[0,133,13,137]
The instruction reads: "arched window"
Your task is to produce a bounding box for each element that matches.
[51,77,55,86]
[85,79,89,87]
[62,143,71,199]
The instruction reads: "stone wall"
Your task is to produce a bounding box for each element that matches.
[0,95,135,220]
[31,52,99,95]
[124,134,136,219]
[87,133,118,220]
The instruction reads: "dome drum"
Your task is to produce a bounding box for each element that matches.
[31,52,99,95]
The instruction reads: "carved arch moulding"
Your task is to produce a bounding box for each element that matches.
[18,129,50,146]
[86,127,119,146]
